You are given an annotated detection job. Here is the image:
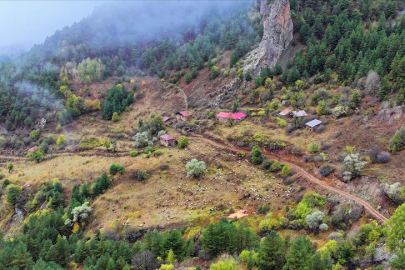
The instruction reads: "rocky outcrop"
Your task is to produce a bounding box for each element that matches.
[244,0,293,75]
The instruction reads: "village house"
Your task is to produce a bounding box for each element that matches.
[305,119,322,132]
[176,111,191,122]
[160,134,176,147]
[162,116,170,122]
[279,108,292,117]
[216,112,246,123]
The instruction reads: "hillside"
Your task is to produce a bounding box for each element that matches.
[0,0,405,269]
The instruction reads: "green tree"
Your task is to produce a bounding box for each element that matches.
[283,235,315,270]
[351,90,361,108]
[258,231,286,270]
[210,258,237,270]
[250,146,264,165]
[11,242,33,269]
[6,184,21,205]
[390,127,405,152]
[56,124,62,132]
[191,67,199,79]
[245,71,252,81]
[387,203,405,252]
[186,159,206,178]
[162,230,185,260]
[92,173,110,195]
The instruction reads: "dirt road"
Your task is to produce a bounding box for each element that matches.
[190,136,388,223]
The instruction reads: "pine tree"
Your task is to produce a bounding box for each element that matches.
[11,242,34,269]
[250,146,264,165]
[258,231,285,270]
[283,235,315,270]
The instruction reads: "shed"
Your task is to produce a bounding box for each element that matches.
[279,108,292,117]
[305,119,322,132]
[292,110,307,117]
[162,117,170,122]
[160,134,176,147]
[176,111,191,122]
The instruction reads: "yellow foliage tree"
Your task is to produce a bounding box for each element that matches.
[72,222,80,234]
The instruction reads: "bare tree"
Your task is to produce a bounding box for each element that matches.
[132,250,160,270]
[365,71,380,96]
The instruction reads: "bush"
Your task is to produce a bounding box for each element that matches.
[309,142,319,153]
[130,150,138,157]
[112,112,121,122]
[178,136,188,148]
[153,150,163,156]
[281,165,291,177]
[109,163,125,175]
[0,173,4,180]
[276,117,287,127]
[144,146,154,154]
[269,161,283,172]
[376,151,391,163]
[313,155,324,163]
[30,129,40,141]
[261,159,273,170]
[319,165,332,177]
[2,179,10,189]
[257,204,270,214]
[186,159,206,178]
[56,134,67,146]
[92,173,110,195]
[132,170,149,181]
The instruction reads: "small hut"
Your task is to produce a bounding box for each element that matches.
[162,116,171,122]
[279,108,292,117]
[176,111,191,122]
[305,119,322,132]
[292,110,307,117]
[160,134,176,147]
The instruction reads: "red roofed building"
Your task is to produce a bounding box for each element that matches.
[279,108,292,117]
[160,134,176,147]
[176,111,191,122]
[162,117,170,122]
[216,112,246,123]
[27,146,38,152]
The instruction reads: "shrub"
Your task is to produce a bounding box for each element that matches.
[178,136,189,148]
[376,151,391,163]
[309,142,319,153]
[269,161,283,172]
[185,73,192,84]
[153,150,163,156]
[237,152,246,158]
[257,204,270,214]
[112,112,121,122]
[29,129,40,141]
[56,134,67,146]
[132,170,149,181]
[2,179,10,189]
[27,149,44,162]
[261,159,273,170]
[92,173,110,195]
[56,124,62,132]
[276,117,287,127]
[319,165,332,177]
[313,155,324,163]
[109,163,125,175]
[130,150,138,157]
[0,173,4,180]
[144,146,154,154]
[281,165,291,177]
[186,159,206,178]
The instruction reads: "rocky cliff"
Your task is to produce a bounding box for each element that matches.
[244,0,293,75]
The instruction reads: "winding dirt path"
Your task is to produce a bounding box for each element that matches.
[190,136,388,223]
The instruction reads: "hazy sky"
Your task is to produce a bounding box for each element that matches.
[0,1,104,50]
